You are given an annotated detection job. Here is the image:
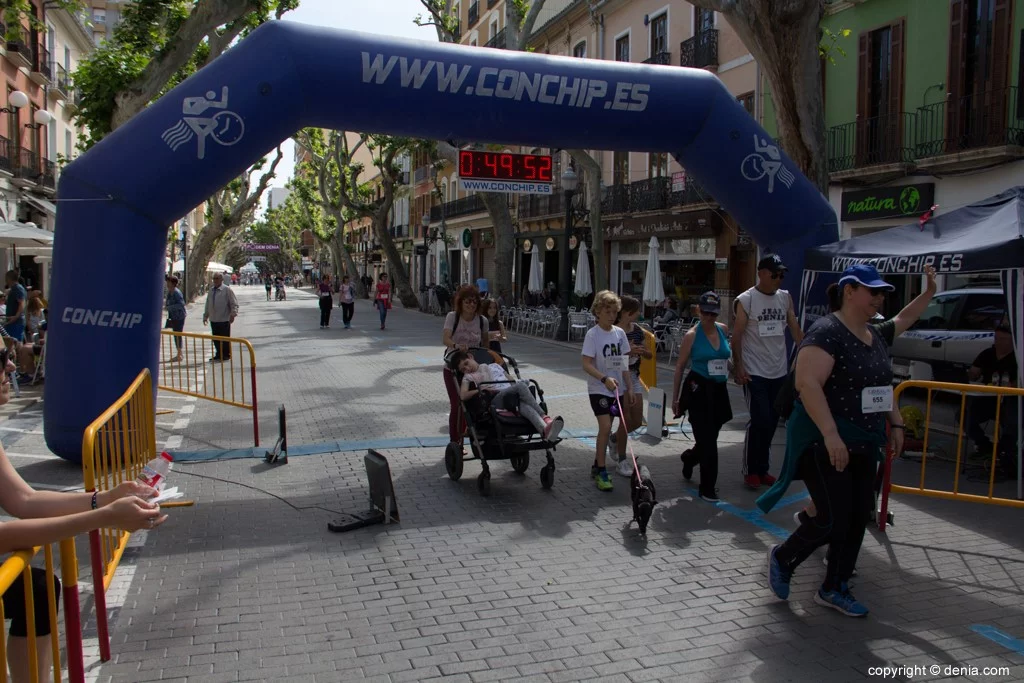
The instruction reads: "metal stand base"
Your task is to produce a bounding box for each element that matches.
[328,495,395,533]
[264,405,288,464]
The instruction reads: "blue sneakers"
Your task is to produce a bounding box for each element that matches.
[766,545,792,600]
[814,582,869,617]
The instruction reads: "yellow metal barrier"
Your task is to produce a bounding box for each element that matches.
[159,331,259,446]
[879,380,1024,529]
[82,369,159,663]
[0,539,85,683]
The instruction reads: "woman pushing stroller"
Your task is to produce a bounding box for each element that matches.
[451,350,565,443]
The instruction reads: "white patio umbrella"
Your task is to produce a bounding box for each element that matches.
[239,262,259,273]
[573,241,593,297]
[0,221,54,247]
[171,260,234,274]
[527,244,544,294]
[642,236,666,305]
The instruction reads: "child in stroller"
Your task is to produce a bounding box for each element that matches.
[452,350,564,443]
[444,347,563,496]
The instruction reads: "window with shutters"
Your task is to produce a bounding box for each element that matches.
[856,19,905,165]
[650,14,668,57]
[615,35,629,62]
[944,0,1014,152]
[573,41,587,58]
[613,151,629,186]
[648,152,668,178]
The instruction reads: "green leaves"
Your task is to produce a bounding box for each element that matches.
[819,26,852,65]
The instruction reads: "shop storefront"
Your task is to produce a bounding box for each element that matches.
[608,209,733,315]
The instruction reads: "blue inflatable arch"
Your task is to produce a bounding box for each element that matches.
[44,21,837,461]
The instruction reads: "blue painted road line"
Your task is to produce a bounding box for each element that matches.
[773,491,810,510]
[689,488,790,539]
[970,625,1024,655]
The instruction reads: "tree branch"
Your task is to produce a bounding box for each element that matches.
[112,0,258,129]
[520,0,547,41]
[204,20,247,66]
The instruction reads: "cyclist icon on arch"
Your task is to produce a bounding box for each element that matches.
[741,135,795,194]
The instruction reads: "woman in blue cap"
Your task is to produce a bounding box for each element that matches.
[670,291,732,502]
[761,264,906,617]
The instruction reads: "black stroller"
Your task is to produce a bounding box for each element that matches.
[444,347,560,496]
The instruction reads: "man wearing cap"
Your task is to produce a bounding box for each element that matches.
[733,254,804,489]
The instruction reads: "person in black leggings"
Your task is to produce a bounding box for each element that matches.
[760,264,905,618]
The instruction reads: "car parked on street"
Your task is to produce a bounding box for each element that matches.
[891,286,1007,383]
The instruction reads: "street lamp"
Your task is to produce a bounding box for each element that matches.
[556,165,579,341]
[0,90,29,115]
[180,218,189,298]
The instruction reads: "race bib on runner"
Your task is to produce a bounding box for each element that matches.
[708,359,728,376]
[606,355,627,372]
[380,294,389,300]
[758,320,784,337]
[861,385,893,414]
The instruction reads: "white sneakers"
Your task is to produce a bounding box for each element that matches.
[617,457,634,478]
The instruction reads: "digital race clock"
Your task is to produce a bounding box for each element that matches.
[458,150,553,183]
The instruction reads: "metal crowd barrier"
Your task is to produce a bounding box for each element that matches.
[159,330,259,446]
[0,539,85,683]
[879,380,1024,531]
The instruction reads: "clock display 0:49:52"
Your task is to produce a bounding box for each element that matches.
[459,150,553,183]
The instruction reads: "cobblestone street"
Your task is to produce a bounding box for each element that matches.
[8,285,1024,682]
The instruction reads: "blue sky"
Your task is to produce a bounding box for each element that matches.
[268,0,439,195]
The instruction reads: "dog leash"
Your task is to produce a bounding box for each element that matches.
[613,392,643,483]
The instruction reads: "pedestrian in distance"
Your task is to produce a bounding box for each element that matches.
[482,298,507,354]
[318,274,333,329]
[671,292,733,502]
[761,264,905,618]
[374,272,392,330]
[202,272,238,362]
[338,275,356,329]
[264,275,272,301]
[164,275,186,362]
[732,254,804,490]
[581,290,635,492]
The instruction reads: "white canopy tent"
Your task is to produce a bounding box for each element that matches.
[170,260,234,274]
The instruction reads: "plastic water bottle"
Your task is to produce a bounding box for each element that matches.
[136,452,173,491]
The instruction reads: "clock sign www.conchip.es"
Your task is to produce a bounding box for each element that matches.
[458,150,553,183]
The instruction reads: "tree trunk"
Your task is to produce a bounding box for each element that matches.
[567,149,606,291]
[330,236,366,298]
[692,0,829,192]
[184,222,223,302]
[372,218,418,308]
[479,192,515,300]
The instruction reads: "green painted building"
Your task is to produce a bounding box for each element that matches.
[764,0,1024,245]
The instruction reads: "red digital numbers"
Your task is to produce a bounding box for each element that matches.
[459,151,553,183]
[537,156,552,183]
[459,150,474,177]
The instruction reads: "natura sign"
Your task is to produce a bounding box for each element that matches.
[841,183,935,222]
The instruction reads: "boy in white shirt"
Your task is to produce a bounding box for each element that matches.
[581,290,636,492]
[452,351,564,442]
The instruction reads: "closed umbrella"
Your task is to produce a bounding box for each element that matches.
[574,241,592,297]
[642,236,665,305]
[527,244,544,294]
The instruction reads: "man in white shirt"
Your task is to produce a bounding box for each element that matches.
[202,273,239,362]
[732,254,804,489]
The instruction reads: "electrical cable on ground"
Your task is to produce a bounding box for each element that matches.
[171,467,348,516]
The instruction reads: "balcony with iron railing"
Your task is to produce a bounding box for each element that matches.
[468,1,479,27]
[680,29,718,70]
[602,176,712,214]
[518,192,564,220]
[915,85,1024,170]
[643,51,672,66]
[413,165,431,183]
[15,147,40,183]
[485,28,506,49]
[6,36,35,69]
[0,136,13,175]
[53,63,72,96]
[40,158,56,190]
[31,45,52,84]
[452,20,461,42]
[430,193,488,221]
[827,112,917,180]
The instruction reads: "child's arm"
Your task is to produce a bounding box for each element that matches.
[459,378,479,400]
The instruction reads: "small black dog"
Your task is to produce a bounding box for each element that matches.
[630,464,657,536]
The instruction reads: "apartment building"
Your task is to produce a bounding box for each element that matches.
[421,0,762,312]
[89,0,129,45]
[1,2,92,289]
[764,0,1024,302]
